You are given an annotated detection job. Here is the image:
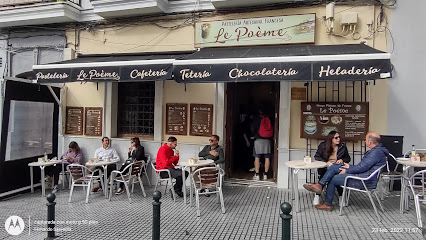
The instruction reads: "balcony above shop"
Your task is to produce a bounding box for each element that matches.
[0,0,81,28]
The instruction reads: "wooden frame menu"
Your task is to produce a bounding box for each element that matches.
[65,107,83,135]
[85,107,103,136]
[190,104,213,137]
[300,102,369,141]
[166,103,188,135]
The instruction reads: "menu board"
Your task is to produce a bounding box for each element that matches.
[166,103,187,135]
[190,104,213,136]
[65,107,83,135]
[301,102,369,141]
[85,107,103,136]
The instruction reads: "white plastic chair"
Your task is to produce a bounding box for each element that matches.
[109,161,147,202]
[67,164,103,204]
[406,169,426,228]
[151,161,176,202]
[378,153,403,200]
[191,166,225,217]
[339,164,386,221]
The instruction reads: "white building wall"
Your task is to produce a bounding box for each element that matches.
[387,1,426,151]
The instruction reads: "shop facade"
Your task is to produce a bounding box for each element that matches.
[29,5,392,188]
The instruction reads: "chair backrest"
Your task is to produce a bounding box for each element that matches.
[67,164,86,180]
[386,153,397,172]
[131,161,144,176]
[193,166,224,190]
[372,164,387,181]
[151,161,159,175]
[145,154,151,164]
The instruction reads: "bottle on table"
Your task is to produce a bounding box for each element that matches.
[411,145,416,157]
[44,151,48,161]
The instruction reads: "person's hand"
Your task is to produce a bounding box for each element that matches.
[326,160,335,166]
[175,150,179,156]
[336,159,343,164]
[339,168,346,174]
[209,150,218,156]
[128,147,132,152]
[341,163,349,169]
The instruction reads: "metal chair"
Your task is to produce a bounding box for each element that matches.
[109,161,147,202]
[406,169,426,228]
[378,153,403,200]
[142,154,152,187]
[192,166,225,217]
[339,164,386,221]
[67,164,103,203]
[151,161,176,202]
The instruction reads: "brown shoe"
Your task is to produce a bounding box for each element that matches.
[315,203,333,211]
[92,186,102,192]
[303,183,323,194]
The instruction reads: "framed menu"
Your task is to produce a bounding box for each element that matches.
[85,107,103,136]
[190,104,213,136]
[65,107,83,135]
[301,102,369,141]
[166,103,187,135]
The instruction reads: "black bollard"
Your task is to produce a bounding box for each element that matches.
[280,202,292,240]
[152,191,162,240]
[46,193,56,240]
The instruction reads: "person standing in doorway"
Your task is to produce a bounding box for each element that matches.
[251,106,273,180]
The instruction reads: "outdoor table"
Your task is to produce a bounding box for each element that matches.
[285,160,327,213]
[178,159,215,205]
[395,158,426,214]
[28,160,63,197]
[86,159,120,199]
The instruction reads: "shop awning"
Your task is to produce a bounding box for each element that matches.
[32,51,195,83]
[173,44,392,83]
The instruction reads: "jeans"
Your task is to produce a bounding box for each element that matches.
[160,168,189,192]
[318,164,363,205]
[318,166,343,196]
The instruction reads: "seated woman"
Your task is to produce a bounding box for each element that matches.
[312,131,350,205]
[45,141,83,193]
[115,137,146,195]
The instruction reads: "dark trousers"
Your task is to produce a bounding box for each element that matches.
[318,166,343,196]
[45,164,64,185]
[160,168,189,192]
[118,163,131,189]
[93,165,116,186]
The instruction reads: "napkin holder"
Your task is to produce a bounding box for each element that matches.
[304,156,312,164]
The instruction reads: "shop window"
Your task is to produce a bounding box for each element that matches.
[117,82,155,138]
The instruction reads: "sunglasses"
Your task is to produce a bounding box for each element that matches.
[334,136,341,139]
[209,139,215,142]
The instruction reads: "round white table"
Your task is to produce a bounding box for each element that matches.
[86,159,120,198]
[395,158,426,214]
[285,160,327,212]
[178,159,215,205]
[28,160,63,197]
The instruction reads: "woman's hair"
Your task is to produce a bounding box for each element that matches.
[131,137,142,148]
[69,141,80,154]
[325,131,338,156]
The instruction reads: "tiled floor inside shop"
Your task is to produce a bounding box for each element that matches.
[0,180,424,240]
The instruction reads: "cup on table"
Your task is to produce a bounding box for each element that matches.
[38,157,44,163]
[303,156,312,164]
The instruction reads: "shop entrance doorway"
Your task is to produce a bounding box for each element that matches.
[225,82,279,182]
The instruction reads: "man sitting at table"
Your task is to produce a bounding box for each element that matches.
[92,137,120,192]
[156,136,188,198]
[303,132,388,211]
[198,135,224,165]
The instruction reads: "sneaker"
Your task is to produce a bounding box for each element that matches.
[92,186,102,192]
[313,195,320,205]
[175,190,184,198]
[263,174,268,180]
[52,185,59,194]
[253,174,260,181]
[249,168,255,172]
[115,188,124,195]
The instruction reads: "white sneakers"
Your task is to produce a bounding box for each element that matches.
[253,174,260,181]
[263,174,268,180]
[313,195,320,205]
[52,185,58,194]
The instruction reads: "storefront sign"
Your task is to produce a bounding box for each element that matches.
[166,103,188,135]
[195,14,315,48]
[190,104,213,137]
[301,102,369,141]
[85,107,103,136]
[174,59,391,82]
[65,107,83,135]
[34,64,173,83]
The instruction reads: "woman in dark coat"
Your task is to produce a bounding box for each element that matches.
[115,137,146,195]
[312,131,351,205]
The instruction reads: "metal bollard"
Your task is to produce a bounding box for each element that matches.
[152,191,162,240]
[280,202,292,240]
[46,193,56,240]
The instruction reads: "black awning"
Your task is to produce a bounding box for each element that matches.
[173,44,392,83]
[32,51,195,83]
